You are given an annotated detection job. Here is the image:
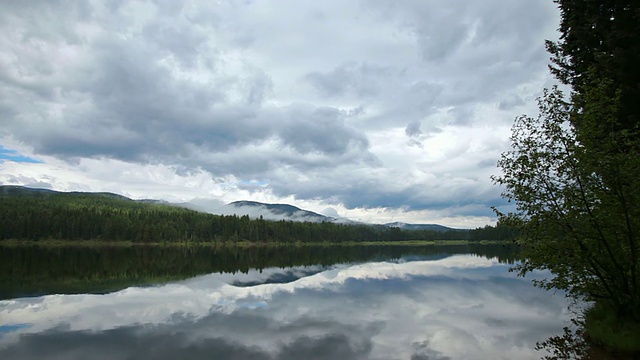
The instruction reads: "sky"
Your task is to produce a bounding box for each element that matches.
[0,0,561,228]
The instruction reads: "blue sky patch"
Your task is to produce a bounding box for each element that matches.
[0,323,32,337]
[0,146,42,163]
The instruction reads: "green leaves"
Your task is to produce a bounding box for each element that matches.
[499,2,640,355]
[495,83,640,321]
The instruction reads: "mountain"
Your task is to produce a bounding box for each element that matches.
[215,200,335,223]
[0,185,57,196]
[384,222,457,232]
[2,186,456,230]
[0,185,131,201]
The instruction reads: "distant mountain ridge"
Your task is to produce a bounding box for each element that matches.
[1,185,516,247]
[0,185,130,201]
[0,185,56,195]
[210,201,462,230]
[1,185,461,230]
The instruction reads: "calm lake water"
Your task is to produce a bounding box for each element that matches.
[0,244,571,359]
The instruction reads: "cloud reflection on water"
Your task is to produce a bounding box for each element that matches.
[0,255,570,359]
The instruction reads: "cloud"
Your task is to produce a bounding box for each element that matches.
[321,207,340,218]
[305,62,397,99]
[405,121,422,138]
[0,1,373,166]
[0,0,561,226]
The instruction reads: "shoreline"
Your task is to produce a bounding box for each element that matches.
[0,239,506,247]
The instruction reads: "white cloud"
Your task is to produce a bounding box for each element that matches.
[0,0,561,227]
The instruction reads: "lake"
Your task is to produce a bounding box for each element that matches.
[0,244,571,359]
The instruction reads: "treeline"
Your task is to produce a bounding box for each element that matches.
[0,186,515,243]
[468,223,519,242]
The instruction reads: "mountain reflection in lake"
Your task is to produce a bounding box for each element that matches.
[0,247,570,360]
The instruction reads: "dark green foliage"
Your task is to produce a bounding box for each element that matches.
[468,222,519,242]
[535,324,588,360]
[496,84,640,320]
[547,0,640,134]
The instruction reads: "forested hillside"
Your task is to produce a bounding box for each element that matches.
[0,186,511,243]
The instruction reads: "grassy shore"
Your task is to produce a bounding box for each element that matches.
[583,303,640,359]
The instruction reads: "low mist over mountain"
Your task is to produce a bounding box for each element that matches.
[384,222,457,232]
[196,200,460,229]
[214,201,336,223]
